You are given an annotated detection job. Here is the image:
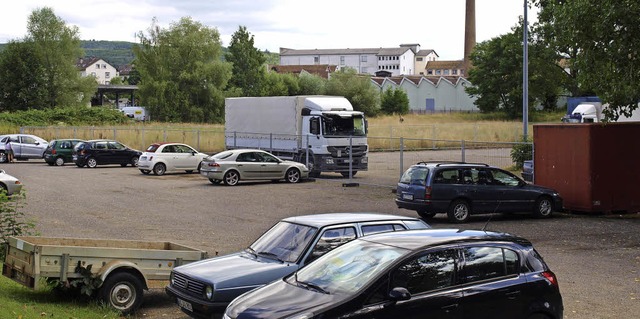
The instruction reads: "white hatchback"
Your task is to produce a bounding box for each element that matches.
[138,143,209,176]
[0,169,23,195]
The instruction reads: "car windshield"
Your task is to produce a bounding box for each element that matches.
[146,144,160,152]
[292,240,407,294]
[249,221,317,263]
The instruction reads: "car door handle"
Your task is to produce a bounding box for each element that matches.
[505,290,521,299]
[441,304,458,312]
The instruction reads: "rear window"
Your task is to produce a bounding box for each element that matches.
[400,166,429,185]
[146,144,160,152]
[213,151,234,160]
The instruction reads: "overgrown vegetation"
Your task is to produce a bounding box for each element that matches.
[0,190,35,261]
[0,106,131,129]
[510,136,534,169]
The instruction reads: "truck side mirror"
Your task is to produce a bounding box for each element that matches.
[310,117,320,135]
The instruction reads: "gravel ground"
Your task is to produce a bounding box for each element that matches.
[2,156,638,319]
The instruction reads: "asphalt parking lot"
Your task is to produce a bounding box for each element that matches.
[2,157,639,319]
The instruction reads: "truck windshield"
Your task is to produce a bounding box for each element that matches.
[322,114,366,137]
[249,222,317,263]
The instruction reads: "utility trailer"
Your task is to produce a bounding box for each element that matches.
[2,236,208,315]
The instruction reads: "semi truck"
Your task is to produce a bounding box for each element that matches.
[225,96,368,177]
[562,101,640,123]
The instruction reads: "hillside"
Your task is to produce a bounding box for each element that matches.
[0,40,279,68]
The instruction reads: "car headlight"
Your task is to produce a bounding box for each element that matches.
[205,285,214,300]
[361,156,368,164]
[325,158,334,165]
[169,272,175,286]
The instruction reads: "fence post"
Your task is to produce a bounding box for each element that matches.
[141,127,145,150]
[400,137,404,179]
[113,128,117,140]
[461,140,466,162]
[432,125,436,149]
[270,133,273,152]
[305,134,309,167]
[197,129,201,151]
[233,131,237,148]
[163,129,167,142]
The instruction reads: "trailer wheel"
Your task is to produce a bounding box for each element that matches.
[99,272,144,315]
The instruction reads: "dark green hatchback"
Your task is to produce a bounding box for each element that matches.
[43,139,85,166]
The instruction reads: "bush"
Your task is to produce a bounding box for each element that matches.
[510,136,533,169]
[0,190,35,260]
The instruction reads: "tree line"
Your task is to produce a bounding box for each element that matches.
[1,3,638,123]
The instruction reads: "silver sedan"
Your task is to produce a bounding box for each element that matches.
[0,169,23,195]
[200,149,309,186]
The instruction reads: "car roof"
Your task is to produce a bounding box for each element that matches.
[411,162,493,169]
[282,212,422,228]
[361,229,531,250]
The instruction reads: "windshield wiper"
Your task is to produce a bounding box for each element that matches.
[245,247,257,258]
[257,251,284,263]
[296,280,329,294]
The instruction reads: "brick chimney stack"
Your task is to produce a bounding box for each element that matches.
[464,0,476,74]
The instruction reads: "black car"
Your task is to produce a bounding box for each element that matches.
[165,213,430,319]
[44,139,85,166]
[395,162,563,223]
[224,229,564,319]
[72,139,142,168]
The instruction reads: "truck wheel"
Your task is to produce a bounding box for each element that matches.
[447,199,471,223]
[55,157,65,166]
[285,168,301,183]
[153,163,166,176]
[99,272,144,315]
[223,170,240,186]
[533,196,553,218]
[340,171,357,178]
[87,157,98,168]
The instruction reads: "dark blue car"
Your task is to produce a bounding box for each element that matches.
[395,162,563,223]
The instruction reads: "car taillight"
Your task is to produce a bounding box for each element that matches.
[207,162,220,167]
[425,186,432,200]
[541,270,559,289]
[51,149,56,155]
[80,150,86,155]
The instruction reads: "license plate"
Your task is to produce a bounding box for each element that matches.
[177,298,193,312]
[403,194,414,200]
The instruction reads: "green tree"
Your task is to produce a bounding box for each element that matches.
[325,69,380,116]
[298,73,326,95]
[261,71,301,96]
[466,22,565,118]
[134,17,232,122]
[226,26,266,96]
[534,0,640,119]
[0,41,48,111]
[26,7,95,108]
[0,8,95,110]
[380,87,410,115]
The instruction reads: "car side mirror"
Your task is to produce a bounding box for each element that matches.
[388,287,411,301]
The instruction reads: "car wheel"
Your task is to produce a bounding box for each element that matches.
[417,210,436,219]
[447,200,471,223]
[98,272,143,316]
[153,163,166,176]
[0,184,7,194]
[533,196,553,218]
[223,170,240,186]
[55,157,65,166]
[140,169,151,175]
[285,168,301,183]
[131,156,139,167]
[87,157,98,168]
[0,152,7,163]
[208,178,221,185]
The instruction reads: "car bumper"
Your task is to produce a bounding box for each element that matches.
[165,285,227,319]
[137,162,152,170]
[201,170,224,180]
[395,198,450,213]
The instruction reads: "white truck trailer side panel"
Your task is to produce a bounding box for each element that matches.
[225,96,304,136]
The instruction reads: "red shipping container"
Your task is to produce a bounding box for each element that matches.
[534,123,640,213]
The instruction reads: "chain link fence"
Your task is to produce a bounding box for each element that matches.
[20,126,532,187]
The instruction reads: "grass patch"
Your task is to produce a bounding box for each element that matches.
[0,266,122,318]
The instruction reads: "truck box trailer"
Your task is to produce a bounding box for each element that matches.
[225,96,368,177]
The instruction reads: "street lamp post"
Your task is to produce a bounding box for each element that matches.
[523,0,529,140]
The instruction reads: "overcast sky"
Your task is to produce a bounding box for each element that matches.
[0,0,538,60]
